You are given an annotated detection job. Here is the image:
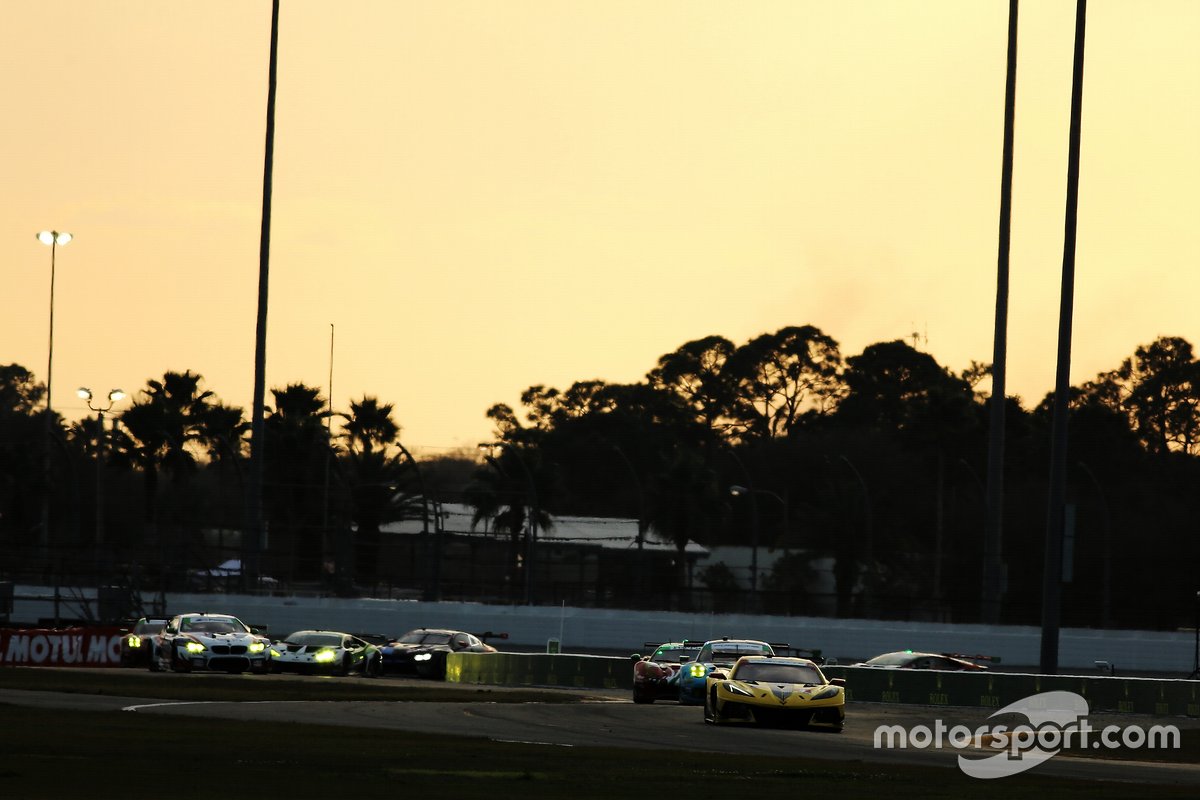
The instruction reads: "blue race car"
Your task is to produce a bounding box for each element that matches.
[677,637,777,705]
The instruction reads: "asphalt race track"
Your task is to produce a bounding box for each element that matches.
[3,674,1198,787]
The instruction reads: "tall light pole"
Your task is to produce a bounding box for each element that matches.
[728,484,760,596]
[840,455,873,617]
[247,0,280,592]
[322,323,334,576]
[982,0,1020,627]
[1042,0,1088,676]
[77,388,126,561]
[594,440,648,598]
[1191,590,1199,680]
[37,230,72,554]
[723,448,761,603]
[729,484,790,596]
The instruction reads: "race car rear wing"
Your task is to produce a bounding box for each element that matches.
[352,632,392,646]
[943,652,1001,663]
[641,640,705,649]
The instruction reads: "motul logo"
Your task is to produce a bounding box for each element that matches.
[0,628,123,666]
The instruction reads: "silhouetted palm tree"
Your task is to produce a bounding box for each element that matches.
[265,383,332,580]
[118,370,220,544]
[339,395,416,586]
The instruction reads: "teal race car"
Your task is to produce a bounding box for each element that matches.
[677,638,777,705]
[631,640,702,704]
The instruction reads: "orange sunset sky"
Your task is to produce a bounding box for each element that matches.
[3,1,1198,454]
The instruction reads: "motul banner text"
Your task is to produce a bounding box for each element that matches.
[0,627,123,667]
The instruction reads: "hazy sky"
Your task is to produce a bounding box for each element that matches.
[4,2,1198,455]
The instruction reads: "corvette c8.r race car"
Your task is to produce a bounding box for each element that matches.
[268,630,383,676]
[631,640,701,704]
[677,638,777,705]
[151,613,271,674]
[704,655,845,729]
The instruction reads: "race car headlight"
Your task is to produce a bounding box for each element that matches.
[248,642,266,653]
[724,682,754,697]
[127,636,140,648]
[811,686,841,701]
[185,642,205,654]
[313,648,337,663]
[688,663,706,678]
[414,653,432,662]
[269,649,281,658]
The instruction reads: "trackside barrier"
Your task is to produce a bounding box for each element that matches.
[0,626,124,667]
[822,666,1200,718]
[446,651,633,690]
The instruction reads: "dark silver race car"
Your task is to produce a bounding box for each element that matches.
[380,628,502,679]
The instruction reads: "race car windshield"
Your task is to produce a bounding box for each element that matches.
[182,618,246,634]
[703,644,770,663]
[863,653,913,667]
[654,647,700,663]
[397,632,452,645]
[734,663,824,685]
[289,633,343,647]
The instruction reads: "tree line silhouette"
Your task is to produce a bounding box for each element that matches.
[1,325,1197,629]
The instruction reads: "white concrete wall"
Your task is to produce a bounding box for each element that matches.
[10,585,1194,674]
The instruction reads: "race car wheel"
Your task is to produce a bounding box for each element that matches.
[148,648,162,672]
[704,689,720,724]
[632,691,654,705]
[365,654,383,678]
[170,647,192,673]
[337,653,351,677]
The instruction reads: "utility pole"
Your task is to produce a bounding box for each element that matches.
[246,0,280,591]
[1041,0,1088,675]
[981,0,1019,626]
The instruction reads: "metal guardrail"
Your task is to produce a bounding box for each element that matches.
[822,665,1200,718]
[446,655,1200,716]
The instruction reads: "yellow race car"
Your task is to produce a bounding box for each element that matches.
[704,655,845,730]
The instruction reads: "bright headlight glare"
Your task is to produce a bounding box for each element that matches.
[414,653,432,662]
[314,649,337,663]
[185,642,205,654]
[689,663,706,678]
[248,642,266,653]
[127,636,140,648]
